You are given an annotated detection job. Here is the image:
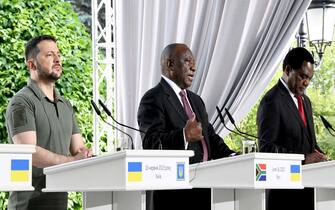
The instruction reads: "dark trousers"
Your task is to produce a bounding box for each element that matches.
[9,191,68,210]
[266,188,314,210]
[146,188,211,210]
[27,192,68,210]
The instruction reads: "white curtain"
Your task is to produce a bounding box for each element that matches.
[114,0,311,149]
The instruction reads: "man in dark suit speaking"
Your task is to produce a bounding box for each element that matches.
[257,47,328,210]
[138,43,235,210]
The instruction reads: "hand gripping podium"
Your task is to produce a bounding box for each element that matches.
[303,160,335,210]
[0,144,35,191]
[190,153,304,210]
[43,150,194,210]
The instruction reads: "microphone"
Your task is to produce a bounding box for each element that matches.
[320,115,335,137]
[321,116,334,130]
[216,106,252,140]
[91,99,101,115]
[91,100,134,149]
[224,107,258,140]
[98,99,146,133]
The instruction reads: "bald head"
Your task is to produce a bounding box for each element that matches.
[160,43,195,89]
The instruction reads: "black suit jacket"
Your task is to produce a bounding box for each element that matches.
[257,79,321,210]
[257,79,321,155]
[137,78,234,210]
[138,78,234,164]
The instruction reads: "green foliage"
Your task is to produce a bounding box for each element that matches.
[309,46,335,93]
[0,192,8,210]
[305,45,335,157]
[68,192,83,210]
[0,0,93,209]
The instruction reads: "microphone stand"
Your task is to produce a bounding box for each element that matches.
[216,106,253,140]
[320,115,335,137]
[98,99,145,133]
[91,100,134,150]
[326,127,335,137]
[216,106,259,154]
[224,108,258,140]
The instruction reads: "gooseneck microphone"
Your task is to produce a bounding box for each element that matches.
[224,107,258,140]
[91,99,101,115]
[91,100,134,149]
[216,106,252,140]
[98,99,146,133]
[320,115,335,137]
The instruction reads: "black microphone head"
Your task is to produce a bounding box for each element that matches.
[216,106,225,123]
[224,108,235,124]
[321,115,333,129]
[91,100,101,116]
[98,99,112,116]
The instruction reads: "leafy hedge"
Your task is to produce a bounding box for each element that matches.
[0,0,93,209]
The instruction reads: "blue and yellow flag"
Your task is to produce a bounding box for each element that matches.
[290,165,300,182]
[11,159,29,182]
[128,162,142,182]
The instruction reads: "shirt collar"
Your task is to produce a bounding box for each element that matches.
[161,75,184,96]
[280,77,299,108]
[28,79,64,102]
[280,77,295,98]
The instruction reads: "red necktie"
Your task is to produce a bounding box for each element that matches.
[179,90,208,161]
[295,95,307,126]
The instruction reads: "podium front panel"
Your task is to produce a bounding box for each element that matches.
[0,144,35,191]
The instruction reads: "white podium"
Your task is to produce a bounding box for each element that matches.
[303,160,335,210]
[0,144,35,191]
[190,153,304,210]
[43,150,194,210]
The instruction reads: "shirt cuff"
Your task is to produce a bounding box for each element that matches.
[183,128,188,149]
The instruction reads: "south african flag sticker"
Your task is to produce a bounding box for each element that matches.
[256,163,266,181]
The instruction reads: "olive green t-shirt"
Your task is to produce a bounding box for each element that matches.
[6,80,80,209]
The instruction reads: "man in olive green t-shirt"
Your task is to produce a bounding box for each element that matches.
[6,35,92,210]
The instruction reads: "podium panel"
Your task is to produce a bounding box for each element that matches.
[190,153,304,210]
[303,160,335,210]
[0,144,35,191]
[44,150,194,210]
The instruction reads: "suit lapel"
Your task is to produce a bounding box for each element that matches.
[160,79,188,121]
[278,81,313,144]
[278,82,302,126]
[187,90,201,122]
[302,95,315,147]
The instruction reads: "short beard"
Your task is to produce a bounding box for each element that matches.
[36,62,61,82]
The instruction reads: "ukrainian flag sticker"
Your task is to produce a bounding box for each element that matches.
[290,165,300,182]
[11,159,30,182]
[128,162,142,182]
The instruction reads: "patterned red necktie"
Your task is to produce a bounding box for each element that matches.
[179,90,208,161]
[295,95,307,126]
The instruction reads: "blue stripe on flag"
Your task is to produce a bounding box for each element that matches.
[290,165,300,173]
[128,162,142,172]
[259,175,266,181]
[11,159,29,170]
